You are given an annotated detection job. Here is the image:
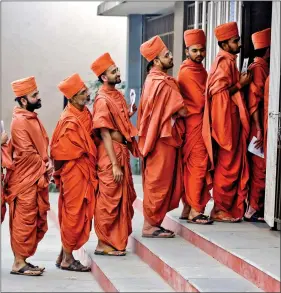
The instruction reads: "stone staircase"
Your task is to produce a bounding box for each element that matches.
[48,175,280,292]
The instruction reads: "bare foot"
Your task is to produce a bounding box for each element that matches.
[95,240,126,256]
[180,203,191,219]
[55,247,63,267]
[142,220,174,237]
[244,205,257,218]
[211,209,240,222]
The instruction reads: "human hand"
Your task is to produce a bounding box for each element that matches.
[239,71,252,87]
[112,164,123,183]
[1,132,8,145]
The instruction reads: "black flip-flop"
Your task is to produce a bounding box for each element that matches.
[94,250,126,256]
[186,214,214,225]
[60,260,91,272]
[142,229,175,238]
[55,262,61,268]
[10,264,43,276]
[26,262,45,272]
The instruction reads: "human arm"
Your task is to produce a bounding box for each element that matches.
[100,127,123,183]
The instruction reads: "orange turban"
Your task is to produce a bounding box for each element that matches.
[184,29,206,47]
[140,35,167,62]
[214,22,239,42]
[91,53,115,77]
[252,28,271,50]
[11,76,37,97]
[58,73,85,99]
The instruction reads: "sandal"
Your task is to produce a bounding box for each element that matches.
[60,260,91,272]
[159,226,175,236]
[212,217,242,223]
[142,229,175,238]
[186,214,214,225]
[26,262,45,272]
[244,211,265,223]
[10,264,43,276]
[94,249,126,256]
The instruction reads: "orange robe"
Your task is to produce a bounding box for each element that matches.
[137,67,185,226]
[264,76,270,160]
[202,49,250,219]
[92,85,139,251]
[247,58,269,212]
[1,142,13,223]
[5,107,50,257]
[51,103,98,252]
[178,59,211,213]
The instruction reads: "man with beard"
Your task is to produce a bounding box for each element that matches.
[244,28,271,222]
[178,29,213,225]
[6,76,52,276]
[91,53,139,255]
[138,35,187,238]
[51,73,98,271]
[202,22,252,222]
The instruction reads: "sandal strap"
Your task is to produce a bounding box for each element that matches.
[192,214,209,222]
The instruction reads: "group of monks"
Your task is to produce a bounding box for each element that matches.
[0,21,271,276]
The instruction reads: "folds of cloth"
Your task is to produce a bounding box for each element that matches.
[203,50,250,219]
[56,156,96,251]
[182,131,211,213]
[211,96,249,219]
[94,141,136,251]
[143,140,183,226]
[5,107,50,257]
[246,58,269,213]
[51,103,98,252]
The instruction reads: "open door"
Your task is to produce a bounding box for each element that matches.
[264,1,281,228]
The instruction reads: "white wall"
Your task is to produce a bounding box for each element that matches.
[1,2,127,136]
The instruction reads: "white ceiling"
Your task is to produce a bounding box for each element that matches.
[97,1,176,16]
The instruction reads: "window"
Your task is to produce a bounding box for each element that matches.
[183,1,243,70]
[141,13,175,85]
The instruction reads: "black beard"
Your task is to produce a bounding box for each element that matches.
[108,79,121,85]
[190,56,203,64]
[26,100,41,112]
[162,62,174,70]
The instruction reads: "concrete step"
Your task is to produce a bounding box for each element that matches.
[130,210,262,292]
[132,176,280,292]
[81,238,175,292]
[48,194,174,292]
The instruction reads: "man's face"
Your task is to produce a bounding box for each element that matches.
[23,89,41,111]
[186,44,206,64]
[223,35,242,55]
[156,49,174,70]
[103,65,121,85]
[72,86,90,106]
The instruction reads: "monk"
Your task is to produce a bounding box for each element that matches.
[244,28,271,222]
[202,22,252,222]
[51,73,98,271]
[91,53,139,255]
[5,76,52,276]
[178,29,213,224]
[138,35,187,238]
